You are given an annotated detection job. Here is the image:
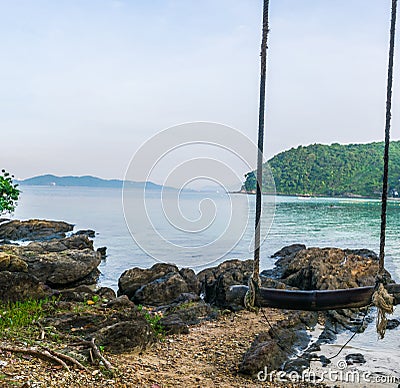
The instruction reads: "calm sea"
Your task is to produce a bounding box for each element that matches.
[13,185,400,289]
[12,185,400,381]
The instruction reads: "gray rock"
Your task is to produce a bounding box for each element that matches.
[179,268,201,295]
[26,235,94,252]
[97,247,107,259]
[106,295,135,309]
[160,315,189,335]
[58,285,96,302]
[0,219,73,241]
[165,300,212,326]
[271,244,306,258]
[240,311,317,375]
[95,320,154,354]
[118,263,179,299]
[18,248,102,287]
[74,229,96,238]
[96,287,116,301]
[0,252,28,272]
[386,318,400,330]
[345,353,366,365]
[133,272,191,306]
[197,259,254,309]
[0,271,53,303]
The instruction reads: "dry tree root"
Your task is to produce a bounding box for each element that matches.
[0,345,70,371]
[40,346,88,371]
[68,338,114,372]
[89,338,114,371]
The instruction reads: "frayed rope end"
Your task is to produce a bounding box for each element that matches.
[372,283,394,339]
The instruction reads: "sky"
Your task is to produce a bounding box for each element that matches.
[1,0,400,183]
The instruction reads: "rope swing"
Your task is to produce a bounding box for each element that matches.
[373,0,397,339]
[244,0,270,312]
[245,0,398,337]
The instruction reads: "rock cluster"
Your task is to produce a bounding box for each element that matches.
[2,221,397,372]
[0,219,105,303]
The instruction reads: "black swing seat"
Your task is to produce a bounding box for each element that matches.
[227,283,400,311]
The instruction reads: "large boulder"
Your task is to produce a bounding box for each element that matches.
[0,219,73,241]
[0,271,53,303]
[274,247,388,290]
[118,263,200,306]
[0,245,102,287]
[197,259,254,309]
[118,263,179,299]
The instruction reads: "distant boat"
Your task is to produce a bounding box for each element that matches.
[297,194,312,199]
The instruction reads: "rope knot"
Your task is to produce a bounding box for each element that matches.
[244,275,261,313]
[372,283,394,339]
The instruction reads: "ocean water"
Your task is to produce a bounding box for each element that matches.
[13,186,400,289]
[11,185,400,384]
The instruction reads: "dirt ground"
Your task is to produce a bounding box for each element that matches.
[0,309,324,388]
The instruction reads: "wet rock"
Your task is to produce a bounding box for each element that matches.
[318,355,331,367]
[307,343,321,352]
[0,219,73,241]
[240,311,317,375]
[386,318,400,330]
[74,229,96,238]
[345,353,366,365]
[197,259,254,309]
[271,244,306,258]
[26,235,94,252]
[0,271,53,303]
[260,276,294,289]
[118,263,179,299]
[133,272,191,306]
[97,247,107,259]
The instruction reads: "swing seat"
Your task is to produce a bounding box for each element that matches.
[228,283,400,311]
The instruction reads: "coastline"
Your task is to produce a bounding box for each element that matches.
[1,218,399,387]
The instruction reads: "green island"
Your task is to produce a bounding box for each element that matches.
[243,141,400,198]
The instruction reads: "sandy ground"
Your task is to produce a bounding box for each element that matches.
[0,309,327,387]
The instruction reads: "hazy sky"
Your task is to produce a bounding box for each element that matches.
[1,0,399,181]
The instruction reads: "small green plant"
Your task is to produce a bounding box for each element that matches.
[0,169,20,215]
[136,305,165,338]
[0,299,44,337]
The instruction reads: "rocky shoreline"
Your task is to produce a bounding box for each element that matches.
[0,218,399,386]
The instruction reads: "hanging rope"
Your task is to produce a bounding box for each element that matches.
[245,0,270,312]
[373,0,397,339]
[373,283,394,339]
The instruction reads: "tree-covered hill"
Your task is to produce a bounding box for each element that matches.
[243,141,400,198]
